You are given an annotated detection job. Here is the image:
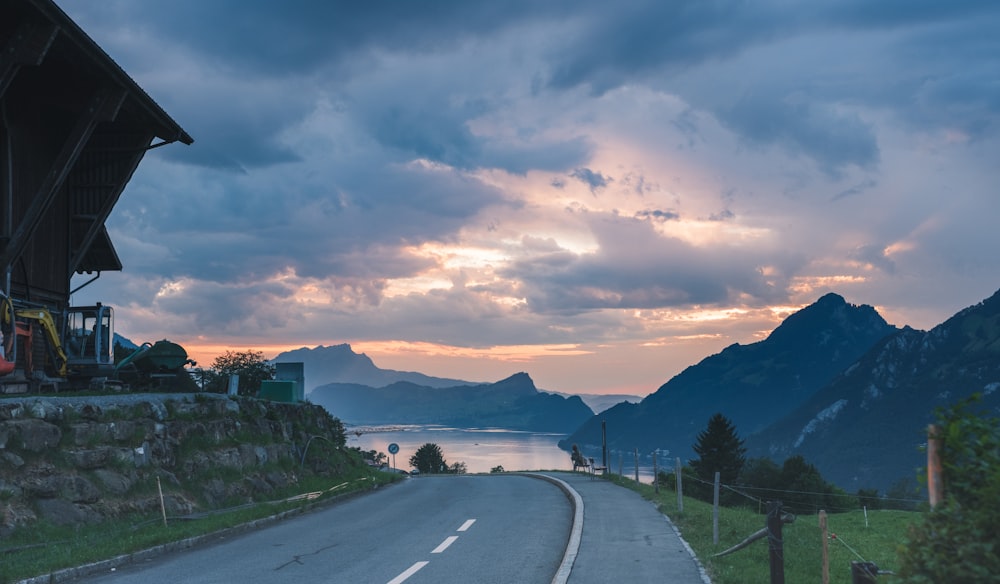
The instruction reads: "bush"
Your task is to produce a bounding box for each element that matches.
[896,395,1000,582]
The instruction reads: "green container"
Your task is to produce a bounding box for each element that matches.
[134,340,189,372]
[258,380,297,402]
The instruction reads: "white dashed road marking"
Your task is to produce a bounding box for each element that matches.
[431,535,459,554]
[385,518,476,583]
[386,561,428,584]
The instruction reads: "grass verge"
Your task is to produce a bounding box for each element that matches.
[0,469,401,584]
[601,474,918,584]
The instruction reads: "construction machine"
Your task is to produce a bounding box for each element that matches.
[1,294,192,392]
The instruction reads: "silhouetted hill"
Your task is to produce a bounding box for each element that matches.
[308,372,594,432]
[563,393,643,414]
[746,288,1000,491]
[271,344,477,391]
[560,293,898,464]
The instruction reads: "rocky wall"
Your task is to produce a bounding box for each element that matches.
[0,394,349,535]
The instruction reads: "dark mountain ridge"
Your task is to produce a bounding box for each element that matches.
[560,293,898,465]
[307,371,594,433]
[271,344,477,391]
[746,288,1000,491]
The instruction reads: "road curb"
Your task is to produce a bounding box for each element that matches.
[520,472,584,584]
[14,479,402,584]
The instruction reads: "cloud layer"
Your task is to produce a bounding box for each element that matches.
[64,0,1000,394]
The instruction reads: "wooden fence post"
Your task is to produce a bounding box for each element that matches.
[819,510,829,584]
[767,500,785,584]
[713,471,720,545]
[676,457,683,512]
[653,451,659,494]
[928,424,943,508]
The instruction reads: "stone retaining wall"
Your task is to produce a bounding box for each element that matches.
[0,394,348,534]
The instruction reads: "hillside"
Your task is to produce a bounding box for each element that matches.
[308,372,594,433]
[560,293,898,464]
[746,288,1000,491]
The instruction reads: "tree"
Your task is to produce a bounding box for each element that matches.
[208,350,275,396]
[690,413,746,484]
[449,461,468,475]
[779,455,847,513]
[571,444,588,469]
[410,443,447,474]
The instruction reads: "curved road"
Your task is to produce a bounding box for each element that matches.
[77,475,572,584]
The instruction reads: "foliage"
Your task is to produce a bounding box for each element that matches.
[570,444,588,468]
[856,488,881,510]
[448,461,467,475]
[686,413,746,503]
[735,455,852,513]
[896,394,1000,582]
[690,413,746,483]
[352,448,386,467]
[206,350,276,396]
[409,443,447,474]
[490,465,505,473]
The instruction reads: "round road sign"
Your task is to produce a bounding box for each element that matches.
[388,443,399,454]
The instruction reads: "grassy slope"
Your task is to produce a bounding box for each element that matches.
[602,474,916,584]
[0,470,402,584]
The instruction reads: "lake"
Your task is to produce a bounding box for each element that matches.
[348,424,659,483]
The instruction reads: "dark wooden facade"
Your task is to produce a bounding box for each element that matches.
[0,0,192,309]
[1,0,191,381]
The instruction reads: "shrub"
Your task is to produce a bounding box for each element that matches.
[896,395,1000,582]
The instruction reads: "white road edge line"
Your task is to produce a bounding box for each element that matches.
[387,561,429,584]
[457,519,476,532]
[431,535,459,554]
[522,473,584,584]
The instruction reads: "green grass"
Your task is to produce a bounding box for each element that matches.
[601,474,918,584]
[0,469,401,584]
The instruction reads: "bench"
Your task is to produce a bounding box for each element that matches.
[586,457,607,479]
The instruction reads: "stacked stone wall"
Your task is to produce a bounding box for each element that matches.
[0,394,348,534]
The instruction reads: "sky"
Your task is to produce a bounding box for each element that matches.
[62,0,1000,397]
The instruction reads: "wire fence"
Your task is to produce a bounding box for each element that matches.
[654,470,925,515]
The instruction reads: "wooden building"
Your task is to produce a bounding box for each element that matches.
[1,0,192,387]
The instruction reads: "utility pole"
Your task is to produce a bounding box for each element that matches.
[601,420,607,470]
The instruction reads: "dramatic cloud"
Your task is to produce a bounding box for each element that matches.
[62,0,1000,395]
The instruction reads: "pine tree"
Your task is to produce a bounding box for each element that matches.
[690,413,746,484]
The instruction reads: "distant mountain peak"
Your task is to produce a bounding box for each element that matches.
[765,293,889,348]
[271,344,477,391]
[491,372,537,395]
[562,291,898,474]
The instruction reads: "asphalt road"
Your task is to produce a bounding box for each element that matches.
[75,474,572,584]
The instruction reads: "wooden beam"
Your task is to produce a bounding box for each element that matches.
[0,86,127,273]
[67,130,154,276]
[0,21,59,99]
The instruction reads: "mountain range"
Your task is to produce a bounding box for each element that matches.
[306,372,594,433]
[272,344,477,390]
[745,289,1000,491]
[270,344,636,414]
[270,288,1000,492]
[560,293,897,468]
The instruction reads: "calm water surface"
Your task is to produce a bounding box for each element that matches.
[349,425,570,474]
[349,424,657,482]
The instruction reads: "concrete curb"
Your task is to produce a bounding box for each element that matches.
[15,479,401,584]
[659,509,714,584]
[519,472,585,584]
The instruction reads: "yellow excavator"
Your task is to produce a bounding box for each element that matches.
[1,294,116,387]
